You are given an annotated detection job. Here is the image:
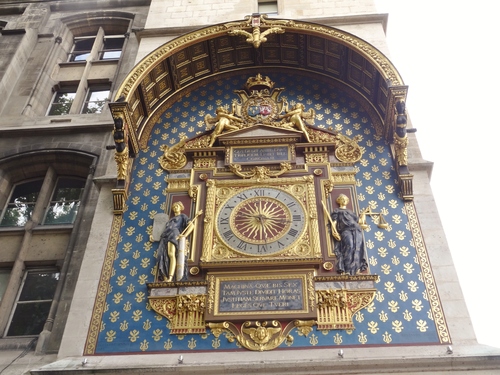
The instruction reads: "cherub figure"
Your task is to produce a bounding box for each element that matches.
[279,103,315,142]
[205,106,244,147]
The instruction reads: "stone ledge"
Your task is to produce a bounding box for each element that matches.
[30,345,500,374]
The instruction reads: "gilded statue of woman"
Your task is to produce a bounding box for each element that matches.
[329,194,368,275]
[156,202,202,282]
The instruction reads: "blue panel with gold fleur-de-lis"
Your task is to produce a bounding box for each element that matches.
[93,73,443,353]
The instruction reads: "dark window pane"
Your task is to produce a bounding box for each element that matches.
[44,178,84,225]
[48,92,76,116]
[7,301,52,336]
[18,272,60,301]
[1,180,43,227]
[100,37,124,60]
[70,37,95,62]
[82,89,109,114]
[7,270,59,336]
[8,180,43,204]
[52,178,85,201]
[103,37,124,50]
[258,1,278,13]
[101,50,122,60]
[0,204,35,227]
[44,201,80,224]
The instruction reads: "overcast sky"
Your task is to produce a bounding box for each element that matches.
[375,0,500,348]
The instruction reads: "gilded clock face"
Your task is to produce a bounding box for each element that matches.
[216,187,306,255]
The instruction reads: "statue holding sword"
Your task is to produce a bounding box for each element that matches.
[155,202,203,282]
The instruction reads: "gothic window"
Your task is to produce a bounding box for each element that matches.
[44,14,133,117]
[0,179,44,227]
[100,35,125,60]
[5,269,60,337]
[69,36,95,62]
[0,177,85,227]
[47,89,77,116]
[81,86,110,114]
[43,177,85,225]
[0,152,94,339]
[68,34,125,62]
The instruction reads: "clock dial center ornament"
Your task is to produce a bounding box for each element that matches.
[231,197,291,244]
[216,187,307,256]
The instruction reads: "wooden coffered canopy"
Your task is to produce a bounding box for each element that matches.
[108,15,413,211]
[111,15,407,153]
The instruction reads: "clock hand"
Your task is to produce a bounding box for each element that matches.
[263,233,268,253]
[265,217,292,224]
[235,213,260,219]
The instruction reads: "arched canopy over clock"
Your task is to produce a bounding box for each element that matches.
[110,15,407,157]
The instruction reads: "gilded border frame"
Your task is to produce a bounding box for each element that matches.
[405,201,451,344]
[84,215,122,355]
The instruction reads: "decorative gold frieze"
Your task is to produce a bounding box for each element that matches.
[193,158,217,169]
[149,294,206,334]
[185,134,212,149]
[191,151,218,169]
[305,153,328,164]
[166,178,191,191]
[316,289,376,330]
[304,145,329,164]
[208,320,315,351]
[229,162,291,180]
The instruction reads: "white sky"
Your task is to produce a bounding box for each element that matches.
[375,0,500,348]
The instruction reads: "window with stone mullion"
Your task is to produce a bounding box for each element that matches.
[43,177,85,224]
[69,36,96,62]
[0,170,85,227]
[0,179,44,227]
[5,269,60,337]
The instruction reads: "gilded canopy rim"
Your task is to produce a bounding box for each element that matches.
[114,18,404,103]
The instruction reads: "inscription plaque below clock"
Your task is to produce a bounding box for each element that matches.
[206,270,316,321]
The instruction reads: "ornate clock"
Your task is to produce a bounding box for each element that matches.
[200,175,322,266]
[216,186,306,255]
